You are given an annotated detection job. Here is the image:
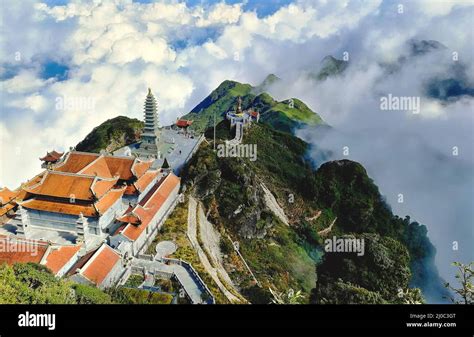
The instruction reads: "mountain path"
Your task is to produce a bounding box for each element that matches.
[187,196,242,303]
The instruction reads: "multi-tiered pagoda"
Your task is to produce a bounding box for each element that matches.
[138,88,160,156]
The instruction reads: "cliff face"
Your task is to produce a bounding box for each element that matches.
[180,119,445,304]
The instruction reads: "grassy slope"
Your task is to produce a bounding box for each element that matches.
[183,80,254,132]
[75,116,143,153]
[183,79,323,134]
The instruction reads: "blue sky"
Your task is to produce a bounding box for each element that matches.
[44,0,295,17]
[184,0,294,17]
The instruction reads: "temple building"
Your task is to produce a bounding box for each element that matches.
[136,88,161,158]
[110,172,180,255]
[40,244,82,277]
[175,119,193,133]
[0,87,199,291]
[117,88,204,175]
[0,235,82,278]
[0,235,50,265]
[68,243,124,289]
[226,96,260,127]
[40,150,63,168]
[0,187,18,218]
[10,151,158,244]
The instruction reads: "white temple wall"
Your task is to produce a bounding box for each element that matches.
[109,233,131,251]
[26,209,99,235]
[98,197,125,233]
[133,184,180,255]
[99,259,125,289]
[55,251,81,278]
[67,255,125,289]
[136,175,161,204]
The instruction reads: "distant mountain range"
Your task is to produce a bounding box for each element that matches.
[388,39,474,101]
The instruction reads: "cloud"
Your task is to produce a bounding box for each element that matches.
[282,4,473,299]
[2,70,50,94]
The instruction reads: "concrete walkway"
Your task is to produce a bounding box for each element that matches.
[228,122,244,146]
[131,257,205,304]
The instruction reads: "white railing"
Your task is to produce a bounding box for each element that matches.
[162,257,215,304]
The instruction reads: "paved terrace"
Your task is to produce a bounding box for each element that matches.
[131,256,211,304]
[0,221,106,248]
[114,128,202,175]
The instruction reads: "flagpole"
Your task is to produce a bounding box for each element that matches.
[213,110,216,151]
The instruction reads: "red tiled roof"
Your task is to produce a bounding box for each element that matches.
[250,111,259,117]
[0,187,18,216]
[50,150,63,157]
[40,151,63,162]
[0,187,18,206]
[24,172,96,201]
[0,203,15,217]
[66,247,98,277]
[16,172,47,201]
[91,177,119,199]
[116,211,141,225]
[23,170,118,201]
[95,188,125,215]
[132,159,153,179]
[0,236,49,265]
[20,198,98,217]
[81,244,120,286]
[176,119,193,127]
[55,152,100,173]
[20,184,124,217]
[42,245,81,275]
[79,156,113,178]
[55,152,142,181]
[120,173,180,241]
[134,170,159,193]
[137,176,164,205]
[18,151,158,218]
[103,157,135,180]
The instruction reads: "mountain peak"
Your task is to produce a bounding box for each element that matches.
[320,55,338,64]
[408,39,447,56]
[183,77,323,134]
[315,55,348,81]
[261,73,281,85]
[215,79,241,91]
[252,73,282,95]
